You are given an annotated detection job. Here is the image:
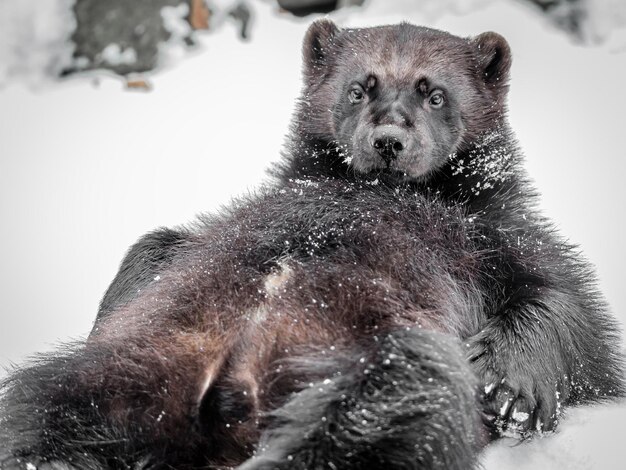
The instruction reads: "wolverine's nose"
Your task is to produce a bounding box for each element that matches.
[372,127,407,163]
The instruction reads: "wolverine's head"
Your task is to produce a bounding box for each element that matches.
[296,20,511,182]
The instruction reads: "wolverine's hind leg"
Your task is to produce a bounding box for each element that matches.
[239,328,486,470]
[0,327,237,469]
[96,227,190,322]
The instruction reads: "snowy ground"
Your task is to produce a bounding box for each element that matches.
[1,0,626,468]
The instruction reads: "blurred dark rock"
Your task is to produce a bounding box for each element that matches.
[65,0,195,76]
[62,0,254,78]
[277,0,364,17]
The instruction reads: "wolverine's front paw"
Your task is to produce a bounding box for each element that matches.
[466,334,563,438]
[481,377,560,437]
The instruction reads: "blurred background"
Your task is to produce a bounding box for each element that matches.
[0,1,625,467]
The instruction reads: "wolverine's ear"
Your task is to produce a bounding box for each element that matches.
[302,19,340,82]
[471,32,511,90]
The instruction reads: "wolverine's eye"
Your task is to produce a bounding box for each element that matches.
[429,91,445,109]
[348,87,365,104]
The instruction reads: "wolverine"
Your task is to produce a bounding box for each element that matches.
[1,20,623,470]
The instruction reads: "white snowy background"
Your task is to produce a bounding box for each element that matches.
[1,0,626,468]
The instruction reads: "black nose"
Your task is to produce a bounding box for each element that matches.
[371,127,407,163]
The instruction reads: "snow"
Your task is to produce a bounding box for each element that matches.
[483,403,626,469]
[161,3,192,39]
[101,43,138,66]
[449,129,515,195]
[585,0,626,44]
[0,0,625,469]
[511,409,530,422]
[0,0,75,87]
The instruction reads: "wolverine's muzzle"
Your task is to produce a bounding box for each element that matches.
[371,125,408,164]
